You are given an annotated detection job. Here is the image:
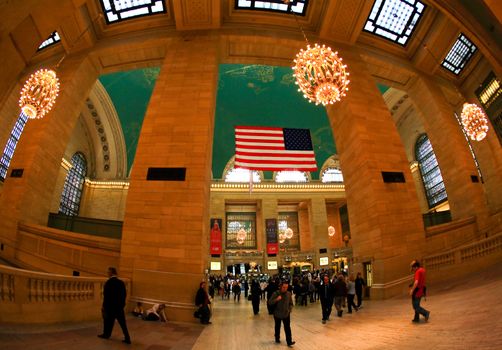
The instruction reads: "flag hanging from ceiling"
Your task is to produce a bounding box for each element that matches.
[234,126,317,171]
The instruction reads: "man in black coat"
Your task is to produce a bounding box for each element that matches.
[98,267,131,344]
[319,275,334,324]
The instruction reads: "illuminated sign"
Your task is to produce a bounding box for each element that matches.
[210,261,221,271]
[267,261,278,270]
[319,257,329,266]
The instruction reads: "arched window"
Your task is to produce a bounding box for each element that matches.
[0,112,29,181]
[415,134,448,208]
[225,167,261,183]
[321,167,344,183]
[275,170,309,183]
[59,152,87,216]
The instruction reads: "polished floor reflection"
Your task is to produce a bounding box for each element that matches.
[1,264,502,350]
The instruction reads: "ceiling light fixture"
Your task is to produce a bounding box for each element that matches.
[287,1,350,105]
[19,14,102,120]
[460,103,489,141]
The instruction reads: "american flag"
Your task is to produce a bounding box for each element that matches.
[234,126,317,171]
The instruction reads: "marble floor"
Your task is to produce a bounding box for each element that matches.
[1,263,502,350]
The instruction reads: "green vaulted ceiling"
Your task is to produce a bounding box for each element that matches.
[99,64,389,180]
[99,67,160,174]
[213,64,337,180]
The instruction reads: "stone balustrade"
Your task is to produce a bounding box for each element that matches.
[424,231,502,271]
[0,264,128,324]
[14,222,121,276]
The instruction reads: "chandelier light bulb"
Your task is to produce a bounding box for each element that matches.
[19,68,60,119]
[279,233,286,244]
[293,43,350,106]
[328,226,336,237]
[236,228,247,244]
[460,103,489,141]
[285,228,294,239]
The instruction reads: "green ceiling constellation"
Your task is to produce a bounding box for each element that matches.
[99,67,160,174]
[212,64,337,180]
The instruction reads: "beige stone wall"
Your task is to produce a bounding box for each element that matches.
[79,185,127,221]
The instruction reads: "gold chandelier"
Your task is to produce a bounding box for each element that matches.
[460,103,489,141]
[19,68,60,119]
[293,44,350,106]
[328,226,335,237]
[236,228,247,245]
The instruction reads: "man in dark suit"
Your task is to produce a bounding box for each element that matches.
[319,274,334,324]
[98,267,131,344]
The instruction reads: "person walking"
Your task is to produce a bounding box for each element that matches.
[266,278,279,315]
[410,260,430,323]
[355,272,366,308]
[195,281,212,324]
[333,273,347,317]
[319,275,334,324]
[250,279,262,315]
[346,274,358,313]
[98,267,131,344]
[268,281,295,347]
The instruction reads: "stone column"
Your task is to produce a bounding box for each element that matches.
[0,55,99,261]
[119,35,219,321]
[308,198,329,267]
[326,46,425,298]
[261,198,278,273]
[407,76,490,230]
[209,192,225,272]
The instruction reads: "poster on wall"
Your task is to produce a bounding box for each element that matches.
[210,218,222,255]
[266,218,278,255]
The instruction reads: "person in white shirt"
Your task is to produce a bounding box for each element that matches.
[144,303,167,322]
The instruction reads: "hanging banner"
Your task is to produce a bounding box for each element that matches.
[210,218,222,255]
[266,218,278,255]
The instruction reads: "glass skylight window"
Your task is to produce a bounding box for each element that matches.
[99,0,166,24]
[476,73,501,109]
[38,31,60,51]
[364,0,426,46]
[225,167,261,182]
[275,170,308,183]
[321,167,344,183]
[441,33,477,75]
[236,0,308,16]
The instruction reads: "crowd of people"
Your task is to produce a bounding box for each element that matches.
[95,261,428,347]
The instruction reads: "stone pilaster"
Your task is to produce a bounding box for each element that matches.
[119,35,219,321]
[326,46,425,298]
[261,198,278,273]
[308,198,329,267]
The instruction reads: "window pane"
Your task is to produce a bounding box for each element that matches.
[0,112,29,181]
[278,212,300,251]
[415,134,448,208]
[225,167,261,183]
[38,31,61,51]
[441,33,477,75]
[363,0,426,46]
[275,170,308,183]
[99,0,167,24]
[59,152,87,216]
[226,213,257,249]
[321,167,343,183]
[235,0,308,16]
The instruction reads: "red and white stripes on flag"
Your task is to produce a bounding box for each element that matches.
[234,126,317,171]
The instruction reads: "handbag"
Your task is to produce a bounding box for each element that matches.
[193,308,201,318]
